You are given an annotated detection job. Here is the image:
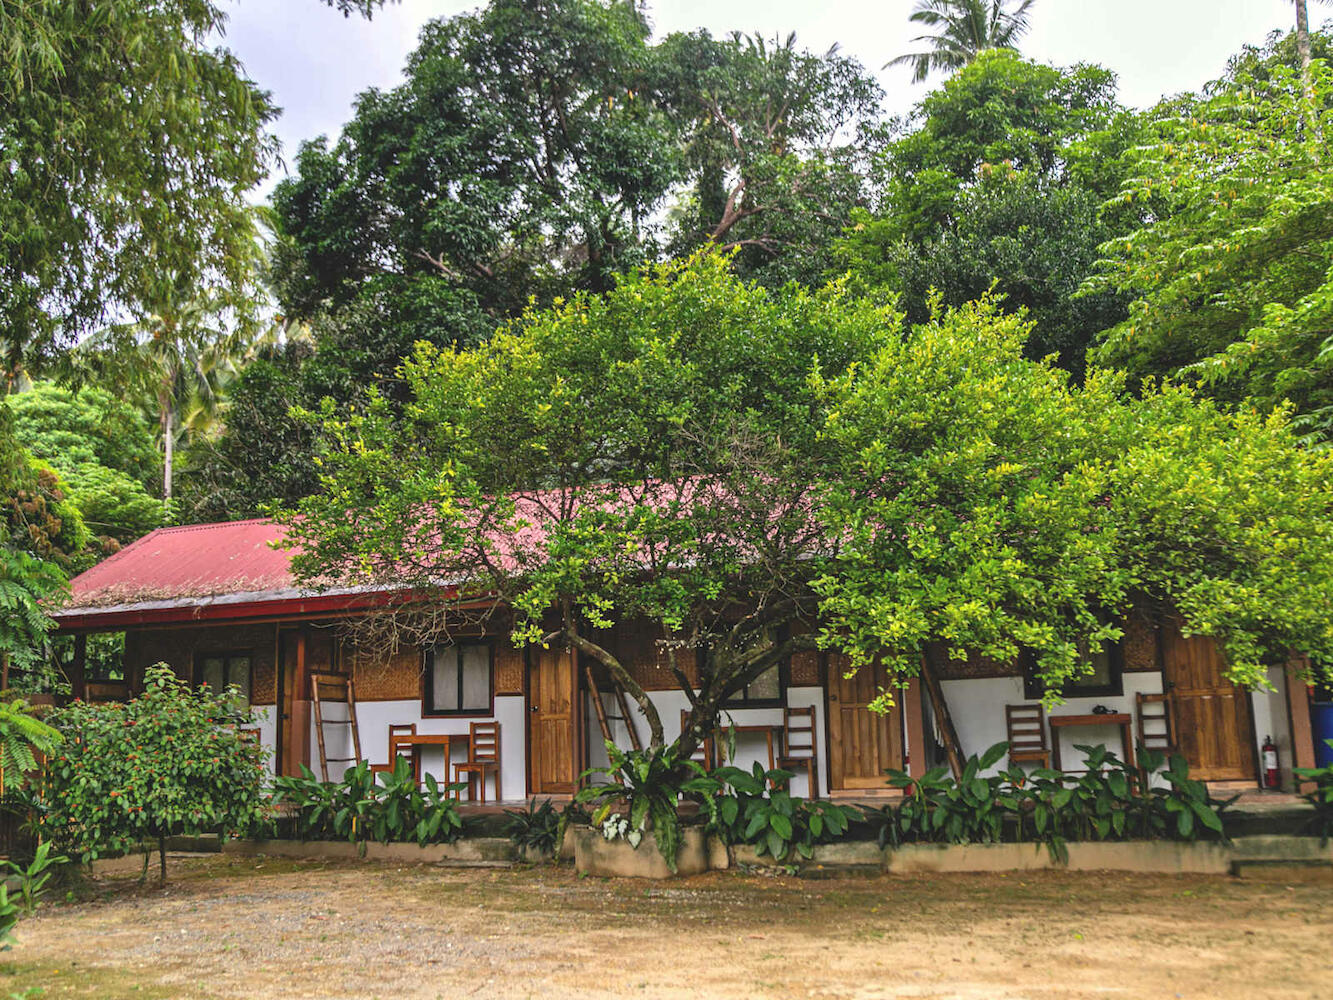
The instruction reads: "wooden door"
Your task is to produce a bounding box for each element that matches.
[1160,622,1256,781]
[528,646,579,794]
[826,654,903,790]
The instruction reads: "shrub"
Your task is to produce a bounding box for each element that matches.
[503,798,562,856]
[1294,740,1333,844]
[576,742,719,873]
[34,664,269,881]
[875,741,1231,860]
[270,758,466,847]
[710,762,861,863]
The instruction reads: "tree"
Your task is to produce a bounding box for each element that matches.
[0,0,277,371]
[838,51,1135,371]
[887,0,1038,82]
[1088,59,1333,443]
[816,297,1333,725]
[8,383,162,545]
[270,0,677,359]
[282,253,888,755]
[268,3,884,403]
[652,30,883,287]
[176,341,324,523]
[73,294,256,502]
[36,665,269,882]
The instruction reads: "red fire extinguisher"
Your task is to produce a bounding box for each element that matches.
[1262,735,1280,789]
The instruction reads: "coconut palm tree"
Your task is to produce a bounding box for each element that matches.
[887,0,1038,82]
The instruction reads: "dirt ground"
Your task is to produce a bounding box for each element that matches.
[4,853,1328,1000]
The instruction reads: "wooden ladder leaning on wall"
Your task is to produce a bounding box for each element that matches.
[310,672,364,781]
[583,661,643,753]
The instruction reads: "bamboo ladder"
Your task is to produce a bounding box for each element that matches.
[310,672,364,781]
[583,662,643,752]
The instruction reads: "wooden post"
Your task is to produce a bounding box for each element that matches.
[284,629,312,778]
[919,651,965,779]
[903,676,927,779]
[1285,656,1316,793]
[70,633,87,702]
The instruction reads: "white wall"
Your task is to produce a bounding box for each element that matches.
[940,672,1166,778]
[1253,666,1292,788]
[249,705,277,777]
[586,688,826,797]
[350,696,527,802]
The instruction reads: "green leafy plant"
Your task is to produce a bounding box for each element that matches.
[576,742,720,873]
[875,742,1231,860]
[270,758,466,848]
[5,841,66,916]
[1293,740,1333,844]
[33,664,269,882]
[0,886,19,949]
[503,798,562,856]
[710,762,862,862]
[0,700,61,795]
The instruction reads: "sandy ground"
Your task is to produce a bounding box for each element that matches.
[4,853,1329,1000]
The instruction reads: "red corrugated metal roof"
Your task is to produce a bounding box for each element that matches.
[53,519,305,626]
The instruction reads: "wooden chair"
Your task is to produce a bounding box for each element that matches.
[1005,704,1051,769]
[778,706,819,798]
[370,723,418,781]
[453,722,501,803]
[680,709,715,771]
[1136,692,1177,756]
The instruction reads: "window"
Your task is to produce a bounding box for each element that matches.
[195,653,252,708]
[425,642,493,715]
[724,661,785,708]
[1022,642,1123,701]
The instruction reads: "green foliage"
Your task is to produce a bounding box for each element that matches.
[7,383,159,489]
[0,886,18,949]
[503,798,562,855]
[709,762,861,862]
[815,295,1333,697]
[1,0,277,366]
[576,742,719,873]
[1293,741,1333,843]
[875,742,1230,860]
[0,700,60,792]
[1089,59,1333,444]
[271,759,466,847]
[34,665,269,877]
[5,841,67,917]
[841,50,1135,371]
[177,343,324,522]
[0,549,66,688]
[284,252,889,751]
[7,383,162,547]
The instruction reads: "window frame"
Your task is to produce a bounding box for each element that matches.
[1021,641,1125,701]
[722,657,789,710]
[422,640,495,718]
[193,650,254,708]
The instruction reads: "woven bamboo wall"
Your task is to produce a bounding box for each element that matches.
[126,623,279,704]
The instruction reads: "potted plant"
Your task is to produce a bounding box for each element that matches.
[574,741,719,877]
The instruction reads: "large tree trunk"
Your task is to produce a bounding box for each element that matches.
[161,403,173,502]
[562,628,665,750]
[1297,0,1317,126]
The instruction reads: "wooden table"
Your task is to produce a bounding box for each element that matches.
[1048,713,1136,771]
[390,733,460,784]
[719,723,785,771]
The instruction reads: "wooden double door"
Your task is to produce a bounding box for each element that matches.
[1160,622,1256,781]
[527,646,581,795]
[825,654,903,791]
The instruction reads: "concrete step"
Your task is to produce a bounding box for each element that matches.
[1230,857,1333,882]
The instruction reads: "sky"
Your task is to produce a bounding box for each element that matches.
[220,0,1305,197]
